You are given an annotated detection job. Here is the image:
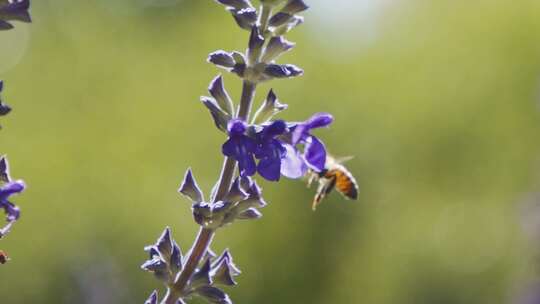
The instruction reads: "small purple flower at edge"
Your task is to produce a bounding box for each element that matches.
[222,119,257,177]
[0,0,31,31]
[0,157,25,236]
[0,81,12,116]
[0,180,25,234]
[291,112,334,172]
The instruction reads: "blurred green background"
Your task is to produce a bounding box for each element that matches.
[2,0,540,303]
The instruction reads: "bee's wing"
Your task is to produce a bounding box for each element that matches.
[334,156,355,164]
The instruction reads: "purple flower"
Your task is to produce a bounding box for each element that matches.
[0,81,11,117]
[0,156,24,236]
[291,112,333,172]
[0,0,31,31]
[222,119,257,177]
[254,120,287,181]
[0,180,24,236]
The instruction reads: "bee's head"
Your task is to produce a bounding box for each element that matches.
[318,169,328,178]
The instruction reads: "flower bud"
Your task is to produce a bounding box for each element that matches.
[178,169,204,203]
[281,0,309,15]
[262,36,295,63]
[144,290,158,304]
[236,208,262,220]
[229,7,257,30]
[208,51,236,69]
[191,259,213,288]
[208,75,234,115]
[195,286,232,304]
[215,0,252,10]
[253,89,288,124]
[201,97,231,132]
[272,15,303,36]
[269,12,293,28]
[263,64,303,78]
[247,26,265,65]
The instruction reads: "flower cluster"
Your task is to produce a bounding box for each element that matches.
[179,170,266,229]
[142,228,240,304]
[0,0,31,30]
[220,111,333,181]
[0,156,25,239]
[142,1,347,304]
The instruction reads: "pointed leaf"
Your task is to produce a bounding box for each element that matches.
[178,168,204,203]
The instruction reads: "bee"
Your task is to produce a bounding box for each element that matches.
[0,250,8,264]
[307,155,359,210]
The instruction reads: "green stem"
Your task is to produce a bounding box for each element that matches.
[162,81,258,304]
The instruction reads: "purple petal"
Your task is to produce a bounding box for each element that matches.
[0,180,25,199]
[261,120,287,138]
[304,136,327,172]
[291,124,307,145]
[238,153,256,177]
[2,201,19,221]
[305,112,334,129]
[257,157,281,181]
[227,119,247,136]
[281,143,308,179]
[222,138,238,158]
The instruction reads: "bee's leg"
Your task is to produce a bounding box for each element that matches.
[311,179,331,210]
[307,172,316,188]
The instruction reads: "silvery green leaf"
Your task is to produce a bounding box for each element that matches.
[210,250,241,286]
[268,12,292,28]
[281,0,309,15]
[247,26,264,64]
[259,0,285,6]
[232,51,245,65]
[263,64,303,78]
[211,201,233,215]
[222,177,248,203]
[231,64,246,78]
[230,7,257,30]
[273,15,304,36]
[208,50,236,69]
[196,286,232,304]
[144,290,158,304]
[170,241,183,273]
[193,202,213,218]
[201,96,231,132]
[237,208,263,220]
[178,168,204,203]
[141,257,166,272]
[261,36,295,63]
[252,89,288,124]
[215,0,253,10]
[190,258,212,288]
[155,227,173,259]
[208,75,234,115]
[213,250,241,276]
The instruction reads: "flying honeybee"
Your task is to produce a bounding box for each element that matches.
[0,250,8,264]
[307,155,359,210]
